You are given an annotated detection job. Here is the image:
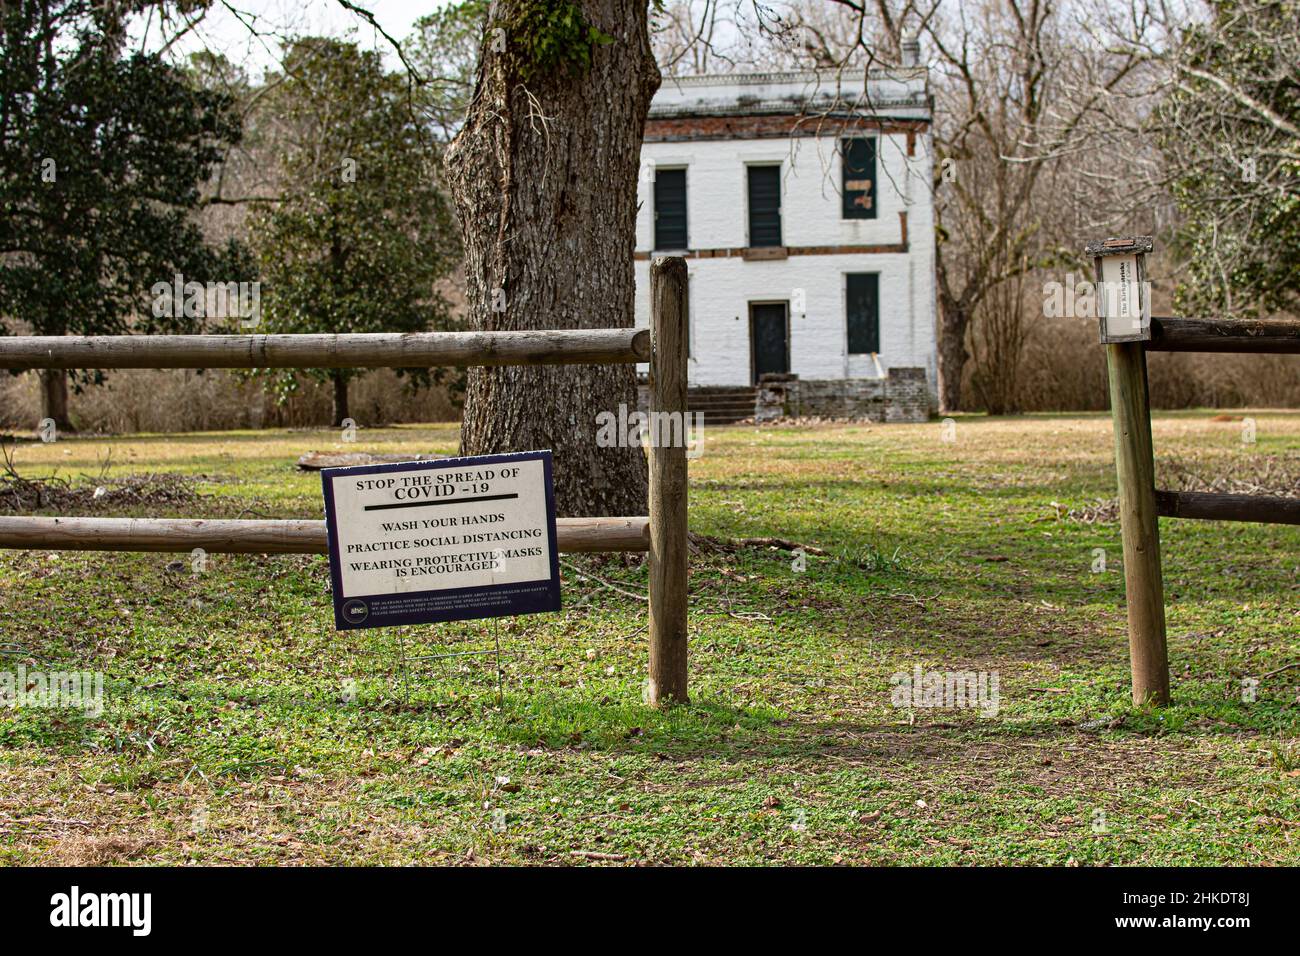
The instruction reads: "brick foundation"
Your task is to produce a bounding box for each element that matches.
[757,368,931,423]
[638,369,933,423]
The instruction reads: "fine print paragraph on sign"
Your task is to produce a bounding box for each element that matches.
[321,450,561,630]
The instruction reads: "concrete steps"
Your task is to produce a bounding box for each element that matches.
[688,386,757,425]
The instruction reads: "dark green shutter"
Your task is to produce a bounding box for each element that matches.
[846,273,879,353]
[654,169,688,250]
[841,138,877,220]
[747,165,782,247]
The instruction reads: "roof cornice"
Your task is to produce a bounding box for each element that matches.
[659,68,928,87]
[650,68,931,120]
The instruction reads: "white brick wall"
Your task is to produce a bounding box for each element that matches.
[632,74,937,390]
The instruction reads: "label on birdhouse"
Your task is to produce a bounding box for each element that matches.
[321,451,560,630]
[1099,253,1146,339]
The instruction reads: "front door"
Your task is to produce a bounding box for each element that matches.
[750,303,789,383]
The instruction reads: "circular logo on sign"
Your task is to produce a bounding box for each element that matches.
[342,600,369,624]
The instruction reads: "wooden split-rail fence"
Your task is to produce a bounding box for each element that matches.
[0,258,693,705]
[9,237,1292,713]
[1094,240,1300,706]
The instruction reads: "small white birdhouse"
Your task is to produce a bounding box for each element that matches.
[1086,236,1153,343]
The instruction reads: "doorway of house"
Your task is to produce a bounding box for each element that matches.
[749,302,789,384]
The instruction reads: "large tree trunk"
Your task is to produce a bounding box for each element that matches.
[331,374,350,429]
[936,289,971,414]
[444,0,658,517]
[38,369,73,434]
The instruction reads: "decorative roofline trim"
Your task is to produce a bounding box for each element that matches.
[659,68,927,88]
[648,100,931,119]
[644,114,932,143]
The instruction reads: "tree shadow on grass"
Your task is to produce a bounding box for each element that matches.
[483,673,1298,765]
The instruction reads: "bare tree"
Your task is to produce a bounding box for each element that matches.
[1112,0,1300,317]
[916,0,1149,410]
[653,0,734,74]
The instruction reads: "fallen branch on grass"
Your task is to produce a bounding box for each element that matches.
[560,559,648,603]
[569,850,628,862]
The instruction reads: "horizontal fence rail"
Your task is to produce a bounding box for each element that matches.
[0,516,650,554]
[1148,316,1300,353]
[1154,490,1300,525]
[0,329,651,370]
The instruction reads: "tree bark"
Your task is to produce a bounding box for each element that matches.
[38,369,73,433]
[936,289,970,414]
[444,0,658,517]
[332,373,349,429]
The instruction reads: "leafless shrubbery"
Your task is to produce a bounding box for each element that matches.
[967,259,1032,415]
[975,317,1300,411]
[0,368,460,435]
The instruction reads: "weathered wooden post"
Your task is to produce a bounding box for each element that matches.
[1089,236,1169,706]
[648,256,689,705]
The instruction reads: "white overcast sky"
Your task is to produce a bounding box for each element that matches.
[132,0,455,78]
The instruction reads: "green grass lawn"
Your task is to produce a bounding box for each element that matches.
[0,411,1296,865]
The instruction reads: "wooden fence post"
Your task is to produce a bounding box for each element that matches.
[1105,342,1170,706]
[648,256,689,705]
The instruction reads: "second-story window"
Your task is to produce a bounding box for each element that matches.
[654,168,688,250]
[842,138,877,220]
[747,165,782,247]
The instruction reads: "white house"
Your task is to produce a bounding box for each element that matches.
[633,61,937,421]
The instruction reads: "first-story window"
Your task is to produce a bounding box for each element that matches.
[846,273,880,354]
[654,168,688,250]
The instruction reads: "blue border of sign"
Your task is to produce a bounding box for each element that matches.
[321,450,561,630]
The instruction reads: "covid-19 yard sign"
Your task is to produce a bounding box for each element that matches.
[321,451,561,630]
